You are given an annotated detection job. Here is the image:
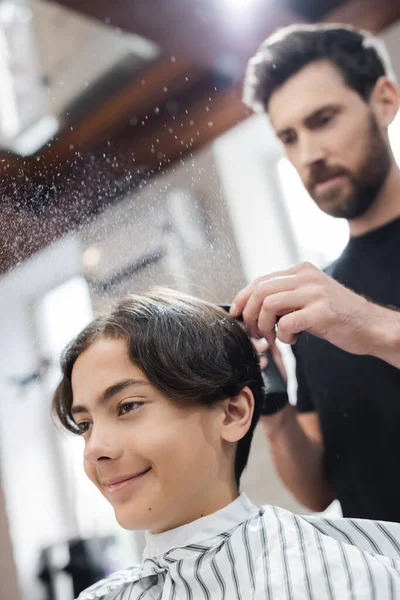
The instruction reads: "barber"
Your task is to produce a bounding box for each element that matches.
[232,24,400,521]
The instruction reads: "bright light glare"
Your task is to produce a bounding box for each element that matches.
[389,110,400,166]
[82,245,102,268]
[0,29,19,138]
[221,0,249,10]
[37,276,93,358]
[278,158,349,265]
[12,115,58,156]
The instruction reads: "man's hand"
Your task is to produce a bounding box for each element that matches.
[231,262,398,359]
[252,337,287,381]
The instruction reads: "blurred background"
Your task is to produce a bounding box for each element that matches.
[1,1,400,599]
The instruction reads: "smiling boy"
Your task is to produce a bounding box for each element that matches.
[53,289,400,599]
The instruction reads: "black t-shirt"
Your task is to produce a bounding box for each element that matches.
[293,216,400,521]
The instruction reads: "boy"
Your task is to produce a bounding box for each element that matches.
[53,289,400,599]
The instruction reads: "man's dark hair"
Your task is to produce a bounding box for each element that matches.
[52,288,264,486]
[243,23,395,113]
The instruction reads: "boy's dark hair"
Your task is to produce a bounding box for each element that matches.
[52,289,264,486]
[243,23,395,113]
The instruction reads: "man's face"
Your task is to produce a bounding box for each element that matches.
[269,60,392,219]
[71,337,231,533]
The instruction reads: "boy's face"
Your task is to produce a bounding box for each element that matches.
[71,337,236,533]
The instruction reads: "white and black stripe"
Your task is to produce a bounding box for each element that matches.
[292,515,315,599]
[259,508,272,598]
[77,494,400,600]
[273,505,293,600]
[242,518,256,594]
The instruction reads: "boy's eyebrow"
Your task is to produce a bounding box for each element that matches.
[71,378,149,415]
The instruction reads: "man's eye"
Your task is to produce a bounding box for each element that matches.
[281,134,296,146]
[118,401,144,416]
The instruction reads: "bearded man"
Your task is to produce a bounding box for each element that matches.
[233,24,400,521]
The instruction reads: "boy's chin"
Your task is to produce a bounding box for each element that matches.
[113,506,160,532]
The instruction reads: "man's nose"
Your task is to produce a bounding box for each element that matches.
[84,424,123,464]
[298,133,326,167]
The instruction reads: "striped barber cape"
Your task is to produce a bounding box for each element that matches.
[78,494,400,600]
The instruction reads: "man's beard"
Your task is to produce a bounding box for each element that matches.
[306,114,392,220]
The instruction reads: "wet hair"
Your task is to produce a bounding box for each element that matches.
[243,23,396,113]
[52,288,264,486]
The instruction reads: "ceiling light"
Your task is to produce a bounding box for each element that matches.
[0,0,54,154]
[221,0,250,10]
[11,116,59,156]
[82,245,102,269]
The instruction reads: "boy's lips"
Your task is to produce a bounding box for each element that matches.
[101,467,152,494]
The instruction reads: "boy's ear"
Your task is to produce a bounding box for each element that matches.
[221,387,254,443]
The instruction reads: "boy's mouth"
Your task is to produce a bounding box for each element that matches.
[102,467,152,495]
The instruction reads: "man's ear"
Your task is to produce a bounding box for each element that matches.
[370,76,399,129]
[221,387,254,443]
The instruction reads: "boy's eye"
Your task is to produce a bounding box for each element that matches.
[77,421,91,434]
[73,401,144,433]
[118,401,144,416]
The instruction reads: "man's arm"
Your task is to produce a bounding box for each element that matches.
[261,404,335,512]
[254,340,334,511]
[367,305,400,368]
[231,262,400,369]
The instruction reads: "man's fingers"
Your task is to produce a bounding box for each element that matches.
[230,283,255,317]
[251,337,269,369]
[246,285,310,339]
[269,343,288,381]
[252,337,268,354]
[252,274,298,302]
[276,309,313,343]
[241,279,297,336]
[257,291,304,332]
[264,329,277,348]
[252,267,299,287]
[231,268,300,317]
[232,263,321,317]
[276,330,298,345]
[259,354,268,370]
